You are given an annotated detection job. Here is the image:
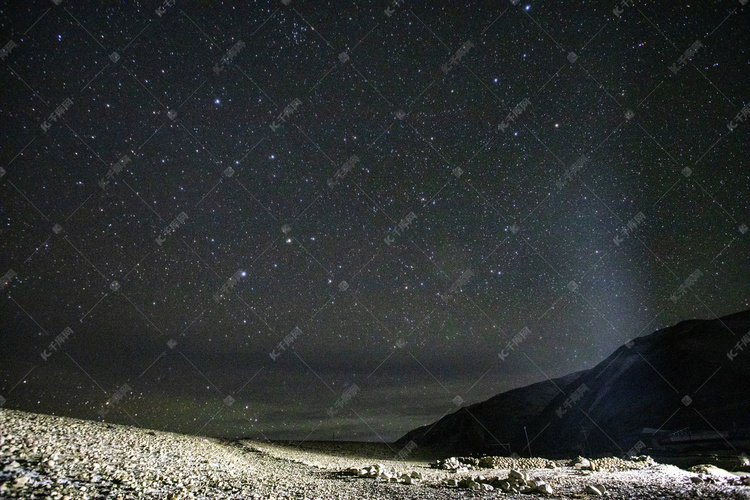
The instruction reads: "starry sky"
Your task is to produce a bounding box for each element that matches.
[0,1,748,443]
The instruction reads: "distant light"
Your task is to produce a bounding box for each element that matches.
[286,238,292,244]
[525,5,531,10]
[240,271,247,277]
[214,99,220,104]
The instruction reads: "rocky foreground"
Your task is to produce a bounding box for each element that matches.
[1,409,749,499]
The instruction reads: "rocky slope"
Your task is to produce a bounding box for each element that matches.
[398,310,750,457]
[2,408,749,499]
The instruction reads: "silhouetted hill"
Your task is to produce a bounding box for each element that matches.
[397,311,750,457]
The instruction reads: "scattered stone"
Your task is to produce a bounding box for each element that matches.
[434,456,476,471]
[13,476,31,487]
[572,456,592,470]
[537,482,554,494]
[688,464,736,479]
[466,480,481,490]
[475,455,557,469]
[590,455,655,472]
[509,469,527,482]
[3,407,746,499]
[585,484,604,495]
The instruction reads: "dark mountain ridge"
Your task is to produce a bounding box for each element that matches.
[397,310,750,457]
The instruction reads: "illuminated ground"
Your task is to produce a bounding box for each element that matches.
[1,408,748,499]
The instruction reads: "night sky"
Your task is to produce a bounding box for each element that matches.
[0,1,748,443]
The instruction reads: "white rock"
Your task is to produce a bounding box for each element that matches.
[13,476,30,487]
[585,484,604,496]
[575,457,592,470]
[509,469,526,482]
[536,483,554,494]
[467,480,481,490]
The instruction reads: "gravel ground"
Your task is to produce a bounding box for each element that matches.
[1,408,749,499]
